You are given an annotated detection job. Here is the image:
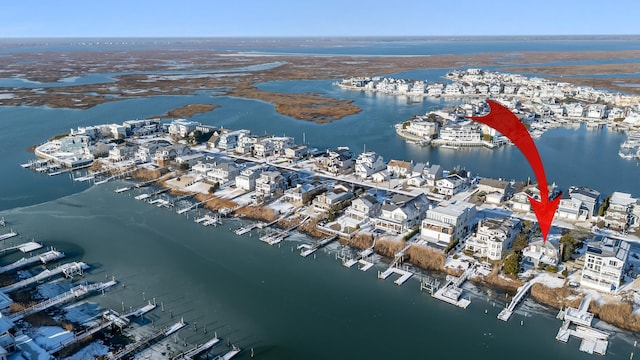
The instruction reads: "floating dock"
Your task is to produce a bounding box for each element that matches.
[0,249,65,274]
[299,235,338,257]
[0,231,18,241]
[114,186,131,193]
[261,229,289,245]
[234,223,259,235]
[431,265,474,309]
[555,295,608,355]
[377,267,413,285]
[0,261,88,293]
[173,335,220,360]
[215,345,241,360]
[0,241,43,255]
[343,247,374,271]
[125,301,157,318]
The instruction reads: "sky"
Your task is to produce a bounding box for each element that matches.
[1,0,638,38]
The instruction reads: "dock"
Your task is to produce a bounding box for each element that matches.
[377,267,413,285]
[1,241,43,254]
[214,345,241,360]
[124,301,157,318]
[114,186,131,193]
[299,235,338,257]
[177,196,216,214]
[234,223,259,235]
[172,335,220,360]
[497,277,536,321]
[51,309,130,354]
[0,249,65,274]
[9,280,117,321]
[0,261,88,293]
[0,230,18,241]
[431,265,474,309]
[109,318,186,360]
[343,247,375,271]
[261,229,289,245]
[555,295,608,355]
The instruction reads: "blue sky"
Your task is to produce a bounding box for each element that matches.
[1,0,638,37]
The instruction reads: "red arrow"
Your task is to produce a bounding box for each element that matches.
[469,100,561,243]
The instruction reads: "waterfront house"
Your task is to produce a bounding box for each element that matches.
[191,160,217,177]
[580,236,630,293]
[216,129,251,151]
[284,183,324,205]
[135,140,171,163]
[255,170,286,199]
[587,104,607,119]
[556,195,585,221]
[108,143,138,163]
[168,119,200,138]
[235,165,264,191]
[123,118,161,136]
[523,239,560,267]
[465,217,520,261]
[435,174,468,197]
[423,164,443,187]
[604,192,636,231]
[421,200,477,250]
[152,144,191,167]
[476,178,511,203]
[312,185,354,213]
[316,147,354,175]
[402,119,438,139]
[373,194,429,234]
[285,144,309,160]
[354,152,386,179]
[345,194,381,222]
[176,152,205,167]
[568,186,600,219]
[253,138,275,158]
[566,103,585,118]
[370,170,389,183]
[206,162,239,184]
[387,160,413,178]
[437,121,482,144]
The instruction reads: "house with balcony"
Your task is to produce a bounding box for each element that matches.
[135,140,171,163]
[168,119,200,138]
[206,162,240,184]
[387,160,413,178]
[580,236,630,293]
[312,185,354,213]
[435,174,468,197]
[423,164,443,187]
[464,217,520,261]
[523,239,560,267]
[568,186,600,219]
[253,138,275,158]
[108,143,138,162]
[215,129,251,151]
[255,171,286,199]
[421,201,477,249]
[235,165,264,191]
[373,194,429,234]
[345,194,382,222]
[152,144,191,167]
[556,194,585,221]
[284,183,324,205]
[476,178,511,204]
[354,152,386,179]
[285,145,309,160]
[604,192,636,231]
[316,148,354,175]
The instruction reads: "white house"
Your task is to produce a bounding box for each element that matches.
[523,239,560,267]
[580,236,630,293]
[354,152,386,179]
[255,171,286,199]
[421,201,477,249]
[435,174,468,196]
[235,165,263,191]
[206,162,239,184]
[345,194,381,222]
[464,217,520,261]
[604,192,636,231]
[168,119,200,138]
[387,160,413,178]
[373,194,429,234]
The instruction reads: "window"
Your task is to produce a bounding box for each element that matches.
[609,260,618,267]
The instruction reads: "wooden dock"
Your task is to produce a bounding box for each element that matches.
[300,235,338,257]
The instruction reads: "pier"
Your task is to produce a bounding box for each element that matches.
[555,295,608,355]
[214,345,241,360]
[299,234,338,257]
[177,196,216,214]
[234,223,259,235]
[51,309,131,354]
[261,229,289,245]
[114,186,131,193]
[94,167,138,185]
[0,241,43,254]
[172,335,220,360]
[0,249,65,274]
[377,243,414,285]
[497,277,536,321]
[10,280,117,321]
[109,319,186,360]
[0,230,18,241]
[124,301,157,318]
[431,265,474,308]
[0,261,87,293]
[342,247,375,271]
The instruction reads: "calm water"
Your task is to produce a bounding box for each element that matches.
[1,39,640,358]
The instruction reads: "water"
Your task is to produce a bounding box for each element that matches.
[1,38,640,358]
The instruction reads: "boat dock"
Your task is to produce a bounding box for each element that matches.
[10,280,117,321]
[431,265,475,309]
[299,234,338,257]
[214,345,241,360]
[172,335,220,360]
[555,295,608,355]
[51,309,131,354]
[125,301,157,318]
[377,266,413,285]
[0,249,65,274]
[497,277,536,321]
[342,247,375,271]
[234,223,259,235]
[114,186,132,193]
[109,318,187,360]
[0,230,18,241]
[261,229,289,245]
[0,261,87,293]
[0,241,43,254]
[195,214,222,226]
[135,188,169,201]
[177,196,215,214]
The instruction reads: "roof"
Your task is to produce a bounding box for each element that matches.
[586,236,630,261]
[568,186,600,200]
[387,160,412,169]
[478,178,510,191]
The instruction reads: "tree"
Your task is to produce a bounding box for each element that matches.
[503,251,520,276]
[512,233,529,253]
[560,233,580,262]
[598,195,611,216]
[208,182,219,194]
